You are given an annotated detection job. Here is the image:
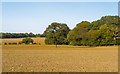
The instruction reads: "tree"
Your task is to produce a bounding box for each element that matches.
[99,24,115,46]
[44,22,70,47]
[36,34,41,37]
[21,37,33,44]
[28,32,36,37]
[87,30,101,46]
[67,20,118,46]
[1,32,37,38]
[67,21,90,46]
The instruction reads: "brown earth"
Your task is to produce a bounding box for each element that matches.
[1,38,118,72]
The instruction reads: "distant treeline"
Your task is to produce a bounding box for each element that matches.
[1,15,120,46]
[0,32,45,38]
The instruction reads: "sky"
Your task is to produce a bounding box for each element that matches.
[2,2,118,34]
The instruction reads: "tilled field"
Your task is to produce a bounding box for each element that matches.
[2,45,118,72]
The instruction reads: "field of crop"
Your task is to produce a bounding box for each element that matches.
[1,37,118,72]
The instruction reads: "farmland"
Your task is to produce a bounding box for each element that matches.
[1,37,118,72]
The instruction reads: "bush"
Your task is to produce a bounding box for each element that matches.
[21,37,33,44]
[33,43,37,45]
[18,42,22,45]
[4,43,7,45]
[8,43,12,45]
[39,43,41,45]
[12,43,17,45]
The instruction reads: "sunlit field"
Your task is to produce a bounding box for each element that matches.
[1,37,118,72]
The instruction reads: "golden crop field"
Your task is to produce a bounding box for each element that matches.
[1,37,118,72]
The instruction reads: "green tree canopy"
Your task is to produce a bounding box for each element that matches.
[21,37,33,44]
[44,22,70,46]
[67,21,90,46]
[67,16,120,46]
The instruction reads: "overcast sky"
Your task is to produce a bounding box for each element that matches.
[2,2,118,34]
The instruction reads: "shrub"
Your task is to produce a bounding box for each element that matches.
[8,43,12,45]
[33,43,37,45]
[12,43,17,45]
[4,43,7,45]
[21,37,33,44]
[18,42,22,45]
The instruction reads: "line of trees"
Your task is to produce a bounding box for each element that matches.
[0,32,45,38]
[1,15,120,46]
[44,16,120,46]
